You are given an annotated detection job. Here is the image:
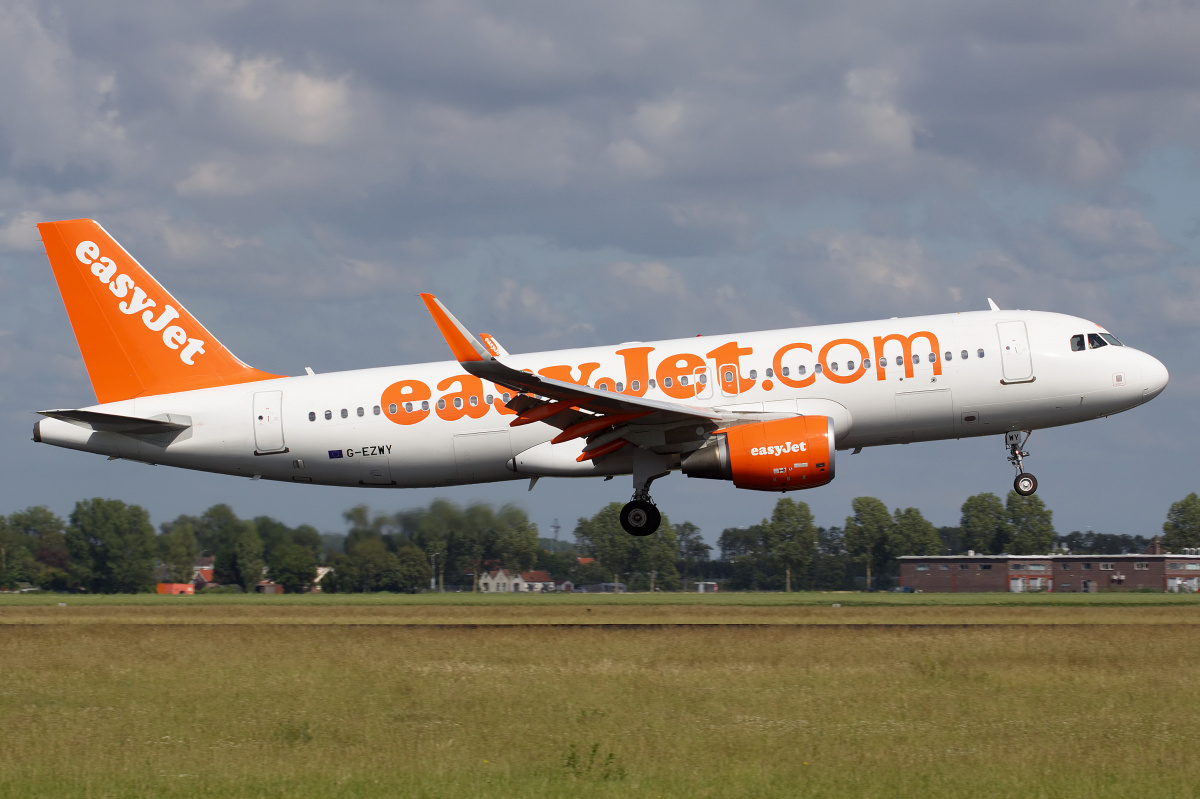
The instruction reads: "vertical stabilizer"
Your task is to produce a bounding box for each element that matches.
[38,219,281,403]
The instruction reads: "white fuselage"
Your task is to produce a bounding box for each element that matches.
[35,309,1168,489]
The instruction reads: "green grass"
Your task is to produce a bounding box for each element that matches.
[2,622,1199,797]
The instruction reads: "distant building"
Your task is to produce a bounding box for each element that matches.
[156,583,194,595]
[900,550,1200,593]
[695,581,719,593]
[478,570,528,593]
[519,571,557,592]
[256,581,284,594]
[193,557,216,587]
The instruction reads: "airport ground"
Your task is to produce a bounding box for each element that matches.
[3,593,1199,798]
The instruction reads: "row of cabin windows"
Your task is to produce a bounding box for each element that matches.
[307,393,516,420]
[1070,333,1124,352]
[309,407,381,421]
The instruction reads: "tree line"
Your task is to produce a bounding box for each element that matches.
[1,491,1198,593]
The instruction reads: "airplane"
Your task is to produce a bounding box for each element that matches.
[32,219,1169,536]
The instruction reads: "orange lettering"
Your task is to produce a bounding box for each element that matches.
[538,362,601,385]
[706,341,755,394]
[873,331,942,380]
[819,338,869,384]
[655,353,704,399]
[616,347,654,397]
[381,380,431,425]
[436,374,489,421]
[772,343,815,388]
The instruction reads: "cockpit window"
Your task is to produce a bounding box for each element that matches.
[1100,334,1124,347]
[1088,333,1107,349]
[1070,335,1085,352]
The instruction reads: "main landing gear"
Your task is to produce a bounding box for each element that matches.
[620,450,670,536]
[1006,430,1038,496]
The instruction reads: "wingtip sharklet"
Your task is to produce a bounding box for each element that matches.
[419,293,492,363]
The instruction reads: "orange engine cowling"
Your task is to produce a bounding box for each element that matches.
[680,416,835,492]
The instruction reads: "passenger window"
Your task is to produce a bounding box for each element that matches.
[501,394,511,403]
[798,365,806,376]
[977,349,985,358]
[814,363,823,373]
[486,394,494,405]
[1071,334,1085,352]
[308,412,316,422]
[437,399,446,410]
[913,354,920,364]
[630,381,640,392]
[453,397,463,409]
[929,352,937,363]
[723,370,734,383]
[863,359,871,369]
[830,362,839,372]
[649,379,657,389]
[749,369,757,380]
[1088,333,1107,349]
[664,377,673,388]
[324,410,332,420]
[341,408,348,418]
[373,406,381,415]
[680,375,688,386]
[357,407,364,417]
[421,400,429,411]
[782,366,790,377]
[847,360,855,371]
[880,357,888,367]
[616,382,625,391]
[961,350,968,359]
[766,368,774,378]
[944,351,952,361]
[469,396,478,406]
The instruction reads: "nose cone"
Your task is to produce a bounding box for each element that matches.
[1141,354,1169,402]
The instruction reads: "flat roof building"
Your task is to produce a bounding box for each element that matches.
[899,552,1200,593]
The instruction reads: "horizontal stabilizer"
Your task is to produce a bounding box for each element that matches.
[38,409,191,436]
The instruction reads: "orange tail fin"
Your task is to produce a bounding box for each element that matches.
[38,219,281,403]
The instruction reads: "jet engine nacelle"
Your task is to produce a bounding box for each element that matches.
[680,415,835,492]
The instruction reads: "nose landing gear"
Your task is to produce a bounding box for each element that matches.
[1006,431,1038,496]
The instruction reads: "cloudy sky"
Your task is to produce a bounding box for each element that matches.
[1,0,1197,543]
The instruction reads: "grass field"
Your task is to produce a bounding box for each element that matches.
[3,594,1200,798]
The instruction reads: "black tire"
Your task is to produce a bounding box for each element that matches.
[620,500,661,536]
[1014,473,1038,496]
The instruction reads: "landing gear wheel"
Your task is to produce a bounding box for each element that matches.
[620,500,661,536]
[1014,473,1038,496]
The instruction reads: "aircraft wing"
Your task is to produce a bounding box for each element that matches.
[420,294,723,460]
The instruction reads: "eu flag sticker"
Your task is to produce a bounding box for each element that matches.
[328,450,343,459]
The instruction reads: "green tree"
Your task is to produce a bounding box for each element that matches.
[890,507,942,557]
[674,521,711,581]
[234,524,265,590]
[575,503,638,591]
[158,520,199,583]
[631,520,680,591]
[66,498,157,593]
[1163,493,1200,551]
[1005,491,1055,554]
[270,543,317,593]
[843,497,893,590]
[763,498,817,592]
[393,546,433,591]
[322,553,359,593]
[960,493,1010,554]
